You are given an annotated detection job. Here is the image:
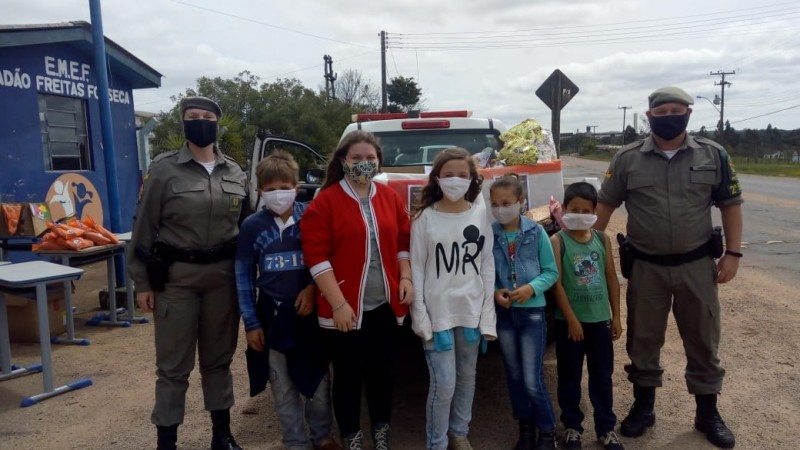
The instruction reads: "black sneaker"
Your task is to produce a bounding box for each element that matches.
[598,431,625,450]
[562,428,582,449]
[343,430,364,450]
[535,431,557,450]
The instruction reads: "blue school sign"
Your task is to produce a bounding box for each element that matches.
[0,22,161,254]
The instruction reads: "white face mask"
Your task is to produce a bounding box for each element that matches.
[561,213,598,230]
[261,190,296,215]
[437,177,472,202]
[491,203,521,225]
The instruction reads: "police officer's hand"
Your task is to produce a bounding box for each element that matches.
[611,318,623,341]
[715,255,740,284]
[333,302,357,332]
[509,284,534,303]
[137,291,155,312]
[295,285,315,317]
[567,319,584,342]
[399,277,414,305]
[246,329,266,352]
[494,289,512,309]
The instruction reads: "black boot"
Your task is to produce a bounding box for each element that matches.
[620,385,656,437]
[157,424,178,450]
[695,394,736,449]
[514,419,535,450]
[210,409,243,450]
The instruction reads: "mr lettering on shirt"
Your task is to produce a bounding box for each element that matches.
[435,225,485,278]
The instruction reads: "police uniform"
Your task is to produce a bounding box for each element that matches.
[127,98,249,438]
[600,132,741,393]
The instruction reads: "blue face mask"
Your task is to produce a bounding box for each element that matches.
[649,113,690,140]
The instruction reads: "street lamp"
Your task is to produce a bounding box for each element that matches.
[696,95,723,135]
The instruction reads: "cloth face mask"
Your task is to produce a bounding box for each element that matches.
[649,113,690,140]
[491,203,521,224]
[561,213,598,230]
[438,177,472,202]
[343,160,379,185]
[261,189,296,215]
[183,119,218,147]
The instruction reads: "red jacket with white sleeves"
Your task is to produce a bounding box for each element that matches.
[300,178,411,329]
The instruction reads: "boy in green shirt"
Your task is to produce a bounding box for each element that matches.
[551,182,624,450]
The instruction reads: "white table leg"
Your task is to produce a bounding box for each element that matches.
[86,253,130,327]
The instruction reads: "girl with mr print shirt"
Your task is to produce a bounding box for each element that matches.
[409,147,496,450]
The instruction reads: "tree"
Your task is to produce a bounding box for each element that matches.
[337,69,381,112]
[698,126,708,138]
[149,72,358,168]
[387,76,422,112]
[623,125,638,144]
[742,129,761,161]
[723,120,739,148]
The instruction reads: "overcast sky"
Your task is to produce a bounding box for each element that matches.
[6,0,800,136]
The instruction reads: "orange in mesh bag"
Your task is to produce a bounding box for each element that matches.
[32,231,69,251]
[51,222,86,239]
[2,204,22,235]
[58,236,94,251]
[82,216,119,244]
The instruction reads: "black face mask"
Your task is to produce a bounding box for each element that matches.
[183,119,218,147]
[649,113,690,140]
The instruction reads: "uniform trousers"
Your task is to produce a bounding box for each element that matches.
[151,259,239,426]
[625,256,725,395]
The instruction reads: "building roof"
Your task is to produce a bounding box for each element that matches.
[0,21,162,89]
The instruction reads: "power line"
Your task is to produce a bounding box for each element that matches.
[395,2,799,37]
[168,0,375,49]
[729,104,800,124]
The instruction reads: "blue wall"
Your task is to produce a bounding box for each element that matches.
[0,42,141,235]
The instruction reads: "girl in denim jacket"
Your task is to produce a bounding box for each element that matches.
[490,175,559,450]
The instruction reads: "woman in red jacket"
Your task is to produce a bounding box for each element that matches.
[301,130,413,450]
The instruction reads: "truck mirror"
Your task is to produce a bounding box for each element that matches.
[305,168,326,184]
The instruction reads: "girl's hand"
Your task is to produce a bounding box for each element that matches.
[399,277,414,305]
[333,302,357,332]
[246,328,266,351]
[295,285,315,317]
[509,284,534,303]
[568,320,584,342]
[611,318,623,341]
[494,289,512,308]
[137,291,155,312]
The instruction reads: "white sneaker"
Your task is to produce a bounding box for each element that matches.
[448,435,474,450]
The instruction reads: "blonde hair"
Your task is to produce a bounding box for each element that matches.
[256,150,299,187]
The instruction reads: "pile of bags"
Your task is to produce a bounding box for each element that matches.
[32,217,119,252]
[496,118,558,166]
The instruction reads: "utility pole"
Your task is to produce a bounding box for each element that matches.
[380,31,388,112]
[618,106,632,145]
[710,70,734,136]
[323,55,337,100]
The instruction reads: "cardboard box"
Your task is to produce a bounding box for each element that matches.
[0,202,52,237]
[4,284,66,343]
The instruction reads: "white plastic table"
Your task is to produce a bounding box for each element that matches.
[0,261,92,407]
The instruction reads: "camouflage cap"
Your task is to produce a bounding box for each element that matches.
[180,96,223,118]
[648,86,694,109]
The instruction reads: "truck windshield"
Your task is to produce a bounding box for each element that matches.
[375,129,501,166]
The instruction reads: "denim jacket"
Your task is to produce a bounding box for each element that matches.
[492,216,558,308]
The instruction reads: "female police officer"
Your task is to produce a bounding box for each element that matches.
[128,96,249,450]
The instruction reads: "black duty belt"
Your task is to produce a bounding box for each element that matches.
[630,240,711,267]
[154,240,237,264]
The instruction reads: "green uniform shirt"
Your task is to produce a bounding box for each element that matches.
[598,135,743,255]
[127,143,249,291]
[555,231,611,323]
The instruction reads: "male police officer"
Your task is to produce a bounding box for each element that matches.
[129,96,249,450]
[595,87,742,449]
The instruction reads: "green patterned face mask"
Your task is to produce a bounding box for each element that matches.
[343,160,379,185]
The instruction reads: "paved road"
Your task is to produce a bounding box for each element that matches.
[561,155,800,279]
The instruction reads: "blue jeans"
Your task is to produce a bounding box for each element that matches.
[496,306,556,432]
[555,319,617,436]
[269,350,333,449]
[423,327,480,450]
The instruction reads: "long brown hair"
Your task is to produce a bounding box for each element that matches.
[320,130,383,191]
[412,147,482,219]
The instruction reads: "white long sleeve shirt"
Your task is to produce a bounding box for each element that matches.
[410,203,497,341]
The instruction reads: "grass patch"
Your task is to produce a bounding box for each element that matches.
[730,157,800,178]
[576,154,800,178]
